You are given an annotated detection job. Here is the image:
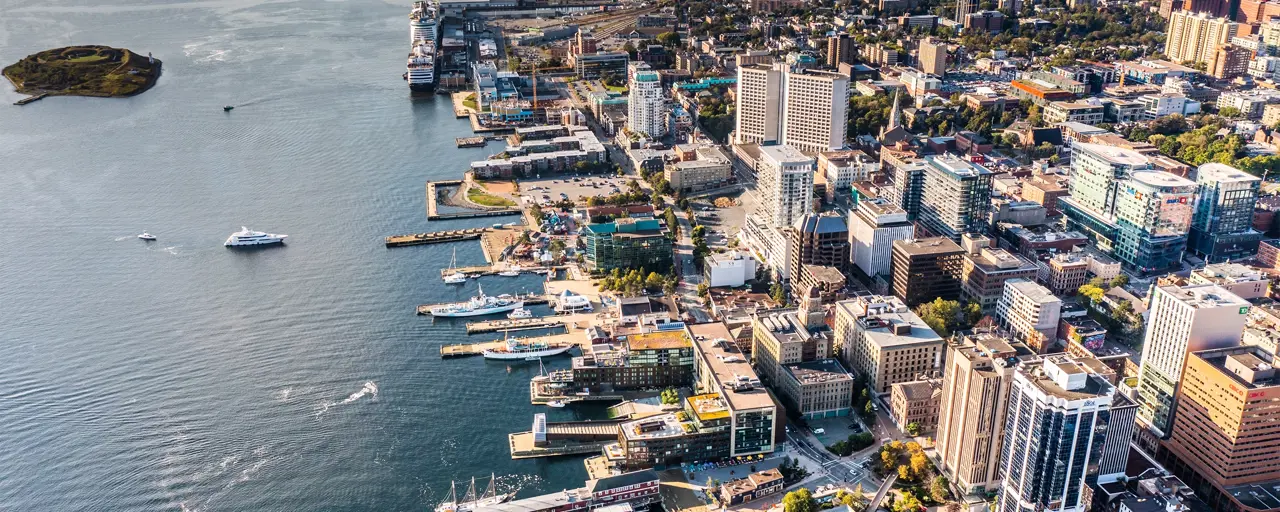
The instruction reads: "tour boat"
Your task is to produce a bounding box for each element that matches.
[482,337,572,360]
[507,307,533,319]
[498,264,521,277]
[547,400,567,408]
[428,284,522,318]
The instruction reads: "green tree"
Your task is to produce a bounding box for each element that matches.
[660,387,680,405]
[1111,274,1129,287]
[656,31,682,47]
[645,272,664,291]
[697,282,709,299]
[1078,284,1106,303]
[1220,106,1243,118]
[770,282,787,305]
[931,475,951,503]
[962,301,983,328]
[782,488,818,512]
[895,492,923,512]
[915,298,961,337]
[906,422,922,436]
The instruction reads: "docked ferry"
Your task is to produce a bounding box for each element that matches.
[406,40,436,92]
[482,338,573,360]
[428,285,523,317]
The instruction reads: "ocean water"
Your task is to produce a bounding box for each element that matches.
[0,1,595,510]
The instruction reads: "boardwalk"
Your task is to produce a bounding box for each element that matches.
[384,228,487,247]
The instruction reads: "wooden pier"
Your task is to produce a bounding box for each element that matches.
[385,228,487,247]
[465,316,567,334]
[455,136,486,148]
[439,331,581,358]
[418,293,550,316]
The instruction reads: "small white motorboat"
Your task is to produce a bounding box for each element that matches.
[508,307,533,320]
[138,232,157,241]
[498,264,521,277]
[547,400,566,408]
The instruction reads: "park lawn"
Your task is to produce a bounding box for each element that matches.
[467,187,516,207]
[604,84,627,93]
[462,93,478,111]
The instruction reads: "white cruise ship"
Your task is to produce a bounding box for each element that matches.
[429,285,523,317]
[482,338,573,360]
[409,1,438,44]
[224,227,287,247]
[406,40,436,92]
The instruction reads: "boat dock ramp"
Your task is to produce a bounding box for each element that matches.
[385,228,487,247]
[14,93,48,106]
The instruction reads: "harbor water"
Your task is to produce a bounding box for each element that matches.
[0,0,599,510]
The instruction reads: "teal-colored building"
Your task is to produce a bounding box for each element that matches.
[581,218,672,273]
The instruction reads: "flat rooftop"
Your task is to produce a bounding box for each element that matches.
[687,393,731,421]
[1159,283,1251,309]
[1130,170,1195,189]
[687,322,776,411]
[1020,355,1113,401]
[784,359,853,386]
[1074,142,1150,167]
[1197,163,1259,184]
[894,237,964,256]
[620,413,687,440]
[837,296,943,349]
[759,144,813,165]
[627,330,691,351]
[925,154,993,178]
[1006,278,1061,304]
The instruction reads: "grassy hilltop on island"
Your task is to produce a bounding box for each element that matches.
[3,45,161,98]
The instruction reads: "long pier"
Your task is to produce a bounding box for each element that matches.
[384,228,487,247]
[418,294,550,316]
[465,316,568,334]
[14,93,48,106]
[439,331,580,358]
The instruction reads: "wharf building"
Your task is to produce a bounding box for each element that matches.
[936,333,1038,495]
[996,354,1126,512]
[1135,283,1249,438]
[835,295,944,394]
[959,234,1040,313]
[850,198,915,281]
[469,125,606,178]
[995,278,1063,353]
[1061,143,1197,275]
[616,394,731,471]
[484,469,660,512]
[751,295,832,387]
[789,215,851,303]
[891,237,965,307]
[687,323,780,457]
[733,62,849,153]
[917,155,995,242]
[570,330,695,392]
[580,218,672,274]
[1188,163,1262,262]
[1159,346,1280,512]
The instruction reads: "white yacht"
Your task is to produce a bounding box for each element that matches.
[507,307,533,319]
[482,337,572,360]
[224,227,287,247]
[406,40,436,92]
[497,264,521,277]
[553,289,593,313]
[137,232,156,241]
[429,285,523,317]
[443,248,466,284]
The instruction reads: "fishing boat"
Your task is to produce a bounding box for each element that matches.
[435,474,514,512]
[443,247,466,284]
[223,105,234,111]
[547,400,567,408]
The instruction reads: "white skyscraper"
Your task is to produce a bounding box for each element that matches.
[998,355,1119,512]
[734,62,848,152]
[755,145,815,228]
[995,278,1062,349]
[1136,283,1249,436]
[849,198,914,278]
[628,70,666,138]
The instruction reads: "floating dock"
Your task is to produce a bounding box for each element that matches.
[14,93,48,106]
[418,294,550,316]
[455,136,486,148]
[385,228,487,247]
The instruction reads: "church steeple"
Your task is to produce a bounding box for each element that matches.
[887,88,901,131]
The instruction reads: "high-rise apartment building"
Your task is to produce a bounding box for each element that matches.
[733,63,849,153]
[827,33,856,68]
[918,155,995,241]
[835,295,944,393]
[1161,346,1280,511]
[959,235,1039,313]
[937,333,1037,494]
[790,215,850,301]
[756,145,815,229]
[1210,44,1252,79]
[1061,143,1197,274]
[735,64,783,146]
[781,70,849,153]
[1164,11,1237,66]
[891,237,964,306]
[995,278,1063,353]
[1188,163,1262,262]
[850,198,915,279]
[955,0,978,22]
[628,70,666,138]
[882,148,927,220]
[1136,283,1249,437]
[997,354,1121,512]
[918,38,947,76]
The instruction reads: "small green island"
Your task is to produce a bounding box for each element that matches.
[3,45,161,101]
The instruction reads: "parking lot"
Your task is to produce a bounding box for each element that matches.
[688,192,749,246]
[808,416,871,448]
[515,173,631,206]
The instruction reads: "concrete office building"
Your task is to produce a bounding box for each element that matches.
[734,63,849,153]
[628,70,666,137]
[790,215,851,302]
[960,235,1040,313]
[882,149,928,220]
[1164,11,1236,67]
[1188,163,1262,262]
[834,295,944,394]
[751,304,831,386]
[779,359,856,419]
[1061,143,1196,274]
[850,198,915,279]
[891,237,965,306]
[688,322,780,458]
[937,333,1038,494]
[995,278,1063,353]
[918,155,995,241]
[918,38,947,76]
[1136,283,1249,437]
[735,63,783,146]
[1161,346,1280,512]
[1188,262,1270,300]
[997,354,1121,512]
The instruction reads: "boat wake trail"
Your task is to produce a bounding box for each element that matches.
[314,381,378,417]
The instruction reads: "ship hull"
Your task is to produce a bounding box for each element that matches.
[430,301,523,318]
[481,345,573,360]
[409,82,437,93]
